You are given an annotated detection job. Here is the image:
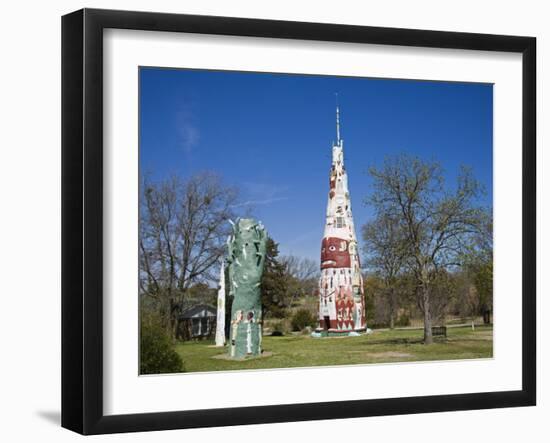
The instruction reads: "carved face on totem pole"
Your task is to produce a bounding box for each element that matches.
[321,237,351,269]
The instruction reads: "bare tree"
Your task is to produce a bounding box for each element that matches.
[362,214,407,329]
[280,255,320,304]
[139,172,239,339]
[367,154,487,344]
[281,255,319,281]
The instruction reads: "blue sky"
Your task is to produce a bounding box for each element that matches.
[139,67,493,263]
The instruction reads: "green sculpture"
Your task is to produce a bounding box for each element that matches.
[227,218,267,359]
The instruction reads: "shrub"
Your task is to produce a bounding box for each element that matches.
[270,321,285,336]
[368,322,389,329]
[140,316,184,374]
[291,308,317,331]
[395,313,411,327]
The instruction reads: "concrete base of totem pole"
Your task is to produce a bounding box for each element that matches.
[312,328,367,338]
[211,351,273,361]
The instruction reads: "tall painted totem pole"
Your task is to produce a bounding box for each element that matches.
[215,259,226,347]
[227,218,267,358]
[317,106,366,334]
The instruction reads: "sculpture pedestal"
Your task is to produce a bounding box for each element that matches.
[230,314,262,358]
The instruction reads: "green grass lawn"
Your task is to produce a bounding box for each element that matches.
[174,325,493,373]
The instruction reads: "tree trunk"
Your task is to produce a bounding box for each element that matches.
[389,287,395,329]
[422,286,433,344]
[171,317,178,343]
[169,298,178,343]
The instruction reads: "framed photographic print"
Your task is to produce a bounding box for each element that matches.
[61,8,536,435]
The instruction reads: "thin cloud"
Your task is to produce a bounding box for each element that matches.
[176,109,200,153]
[230,196,288,209]
[242,182,290,200]
[233,182,291,210]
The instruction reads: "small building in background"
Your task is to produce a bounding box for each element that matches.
[177,304,216,340]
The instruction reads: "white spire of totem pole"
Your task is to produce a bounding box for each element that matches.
[336,105,341,146]
[215,259,226,347]
[335,93,342,146]
[317,102,366,334]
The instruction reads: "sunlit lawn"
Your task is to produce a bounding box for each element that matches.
[174,325,493,373]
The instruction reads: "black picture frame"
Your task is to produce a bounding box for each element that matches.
[61,8,536,435]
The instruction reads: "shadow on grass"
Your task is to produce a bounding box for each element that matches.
[365,337,447,345]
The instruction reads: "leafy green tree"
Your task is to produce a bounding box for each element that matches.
[462,260,492,322]
[363,275,384,327]
[184,282,217,309]
[466,217,493,318]
[471,260,493,315]
[260,237,290,318]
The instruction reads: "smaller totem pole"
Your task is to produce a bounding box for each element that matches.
[226,218,267,359]
[215,259,226,347]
